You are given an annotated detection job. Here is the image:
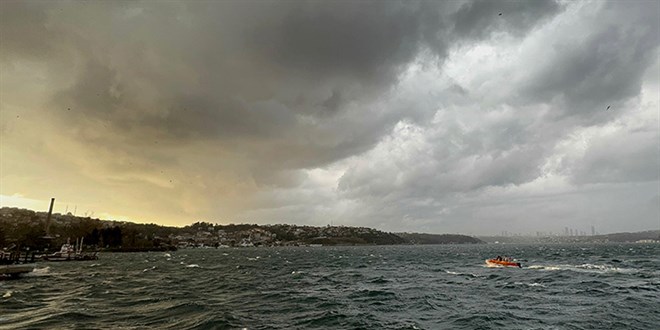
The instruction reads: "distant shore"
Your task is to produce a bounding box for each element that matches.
[478,230,660,244]
[2,207,657,253]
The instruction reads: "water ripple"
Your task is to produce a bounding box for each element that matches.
[1,244,659,329]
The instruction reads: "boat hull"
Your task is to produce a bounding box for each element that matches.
[42,254,98,262]
[0,263,36,277]
[485,259,522,268]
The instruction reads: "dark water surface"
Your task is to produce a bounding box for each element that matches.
[1,244,659,329]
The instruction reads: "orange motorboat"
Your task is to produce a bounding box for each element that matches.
[486,257,522,268]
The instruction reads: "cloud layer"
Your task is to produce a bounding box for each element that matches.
[1,0,658,234]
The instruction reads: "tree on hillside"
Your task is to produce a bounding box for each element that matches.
[0,227,5,247]
[100,226,123,247]
[16,226,48,250]
[85,228,100,246]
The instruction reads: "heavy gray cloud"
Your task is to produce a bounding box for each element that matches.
[332,0,659,233]
[453,0,560,40]
[521,1,659,119]
[1,0,657,234]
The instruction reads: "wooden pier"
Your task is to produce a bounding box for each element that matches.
[0,251,37,278]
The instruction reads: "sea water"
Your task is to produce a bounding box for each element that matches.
[1,243,659,329]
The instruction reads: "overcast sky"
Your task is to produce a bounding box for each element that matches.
[1,0,658,235]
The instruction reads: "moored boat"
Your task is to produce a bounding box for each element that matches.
[41,238,98,262]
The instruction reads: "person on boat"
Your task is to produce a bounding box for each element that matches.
[496,256,502,261]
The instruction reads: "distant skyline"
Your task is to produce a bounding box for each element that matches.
[1,1,658,235]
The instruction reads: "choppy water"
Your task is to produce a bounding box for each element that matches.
[2,243,659,329]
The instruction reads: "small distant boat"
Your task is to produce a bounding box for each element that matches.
[486,257,522,268]
[41,238,98,262]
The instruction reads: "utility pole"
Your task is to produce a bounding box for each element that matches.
[45,198,55,239]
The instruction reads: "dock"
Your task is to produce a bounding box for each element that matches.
[0,251,37,278]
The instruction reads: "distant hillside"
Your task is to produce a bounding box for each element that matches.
[603,230,660,242]
[396,233,484,244]
[478,230,660,244]
[0,207,416,249]
[1,207,488,249]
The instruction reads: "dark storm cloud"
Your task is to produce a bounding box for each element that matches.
[1,0,561,168]
[246,1,449,85]
[6,0,656,233]
[453,0,561,40]
[331,0,659,234]
[41,1,452,144]
[521,1,659,118]
[320,90,343,114]
[570,129,660,185]
[0,1,54,60]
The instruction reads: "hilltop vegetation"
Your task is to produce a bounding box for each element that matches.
[397,233,484,244]
[603,230,660,242]
[2,207,656,252]
[1,207,474,251]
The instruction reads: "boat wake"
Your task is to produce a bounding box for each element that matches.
[526,263,638,274]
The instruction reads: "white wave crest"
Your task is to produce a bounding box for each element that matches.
[445,270,480,278]
[513,281,546,288]
[25,266,50,277]
[143,266,157,272]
